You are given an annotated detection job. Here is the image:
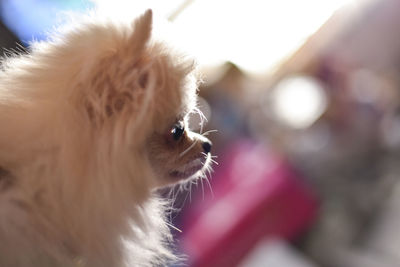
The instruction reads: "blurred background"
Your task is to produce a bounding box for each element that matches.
[2,0,400,266]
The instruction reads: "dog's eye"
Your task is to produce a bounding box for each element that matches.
[171,123,185,141]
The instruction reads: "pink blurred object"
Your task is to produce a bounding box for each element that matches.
[180,140,318,267]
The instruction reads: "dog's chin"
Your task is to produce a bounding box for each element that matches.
[168,155,210,181]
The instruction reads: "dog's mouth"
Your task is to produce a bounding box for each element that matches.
[169,157,206,179]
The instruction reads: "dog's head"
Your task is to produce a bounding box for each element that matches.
[53,10,212,192]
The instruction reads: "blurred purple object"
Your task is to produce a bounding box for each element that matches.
[180,140,318,267]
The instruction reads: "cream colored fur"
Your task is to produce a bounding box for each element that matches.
[0,10,210,267]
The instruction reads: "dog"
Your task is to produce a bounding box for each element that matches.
[0,9,212,267]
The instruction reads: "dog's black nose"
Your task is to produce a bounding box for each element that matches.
[202,140,212,153]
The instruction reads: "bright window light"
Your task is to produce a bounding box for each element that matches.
[173,0,354,74]
[95,0,354,74]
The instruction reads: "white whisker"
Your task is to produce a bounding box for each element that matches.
[210,159,219,165]
[188,182,192,203]
[193,106,207,124]
[202,129,218,136]
[179,140,198,158]
[205,173,214,198]
[191,106,207,134]
[169,187,178,220]
[201,152,218,165]
[200,177,205,200]
[165,222,182,233]
[179,187,191,211]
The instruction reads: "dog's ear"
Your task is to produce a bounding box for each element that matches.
[81,10,155,129]
[129,9,153,56]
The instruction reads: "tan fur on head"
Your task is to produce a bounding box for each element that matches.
[0,9,212,267]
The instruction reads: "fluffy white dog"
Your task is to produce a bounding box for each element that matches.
[0,10,212,267]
